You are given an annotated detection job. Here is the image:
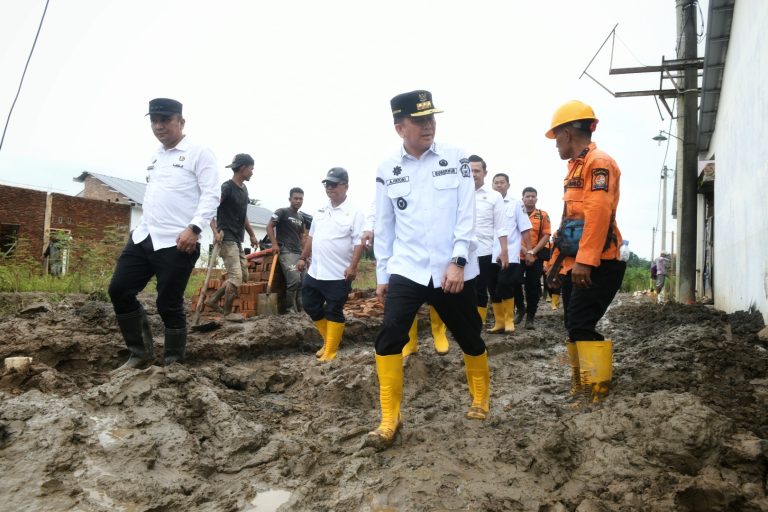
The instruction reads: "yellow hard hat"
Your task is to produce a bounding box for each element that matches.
[545,100,598,139]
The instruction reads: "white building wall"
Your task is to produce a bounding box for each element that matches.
[708,0,768,321]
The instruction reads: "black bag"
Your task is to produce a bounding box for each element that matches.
[556,219,585,257]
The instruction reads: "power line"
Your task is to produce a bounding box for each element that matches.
[0,0,51,153]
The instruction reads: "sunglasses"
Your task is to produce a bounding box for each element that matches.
[324,181,346,189]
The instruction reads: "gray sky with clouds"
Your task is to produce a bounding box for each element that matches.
[1,1,705,260]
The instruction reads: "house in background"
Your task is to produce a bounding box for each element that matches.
[0,183,131,275]
[74,172,273,263]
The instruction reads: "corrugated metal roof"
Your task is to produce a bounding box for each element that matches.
[73,172,271,225]
[699,0,735,153]
[73,171,147,204]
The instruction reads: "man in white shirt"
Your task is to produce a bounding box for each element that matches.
[296,167,365,362]
[367,90,489,449]
[108,98,219,369]
[492,173,511,202]
[488,189,534,334]
[470,155,508,330]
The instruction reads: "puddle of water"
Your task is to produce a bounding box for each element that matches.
[245,489,292,512]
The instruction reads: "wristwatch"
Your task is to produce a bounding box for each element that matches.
[450,256,467,268]
[526,250,536,256]
[188,224,202,235]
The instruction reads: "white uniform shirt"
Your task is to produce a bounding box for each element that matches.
[492,198,532,263]
[133,136,219,250]
[474,185,507,257]
[308,198,364,280]
[374,142,478,286]
[363,200,376,233]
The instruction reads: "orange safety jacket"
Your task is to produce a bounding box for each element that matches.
[520,208,551,257]
[551,142,622,274]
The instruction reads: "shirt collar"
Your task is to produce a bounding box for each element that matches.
[569,141,596,163]
[399,142,438,161]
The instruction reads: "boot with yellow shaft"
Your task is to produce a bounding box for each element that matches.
[318,320,345,362]
[314,318,328,358]
[565,340,582,395]
[487,302,505,334]
[464,351,490,419]
[551,293,560,310]
[502,298,515,333]
[576,340,613,403]
[429,306,449,355]
[366,353,404,448]
[402,317,419,358]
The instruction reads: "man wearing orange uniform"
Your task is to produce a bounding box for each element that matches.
[545,100,626,404]
[515,187,551,329]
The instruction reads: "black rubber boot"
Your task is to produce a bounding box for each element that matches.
[163,327,187,365]
[204,286,226,313]
[524,316,535,330]
[114,307,155,370]
[514,308,525,327]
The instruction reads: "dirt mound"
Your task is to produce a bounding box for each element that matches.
[1,293,766,511]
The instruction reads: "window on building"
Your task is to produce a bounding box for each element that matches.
[0,223,20,256]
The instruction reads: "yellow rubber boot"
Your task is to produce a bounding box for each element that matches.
[551,293,560,310]
[430,306,449,355]
[477,306,488,325]
[314,318,328,358]
[366,353,404,448]
[576,340,613,403]
[487,302,505,333]
[402,317,419,358]
[565,341,582,395]
[319,320,344,362]
[464,351,490,420]
[503,298,515,333]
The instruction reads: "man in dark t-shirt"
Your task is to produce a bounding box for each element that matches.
[267,187,306,313]
[206,153,258,321]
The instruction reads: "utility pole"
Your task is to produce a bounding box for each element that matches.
[661,166,669,253]
[676,0,699,304]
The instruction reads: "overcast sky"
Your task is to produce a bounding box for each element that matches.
[0,1,708,260]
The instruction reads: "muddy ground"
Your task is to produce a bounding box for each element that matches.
[0,292,767,512]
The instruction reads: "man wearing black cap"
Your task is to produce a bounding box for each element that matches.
[367,90,488,448]
[296,167,364,363]
[108,98,219,369]
[204,154,259,321]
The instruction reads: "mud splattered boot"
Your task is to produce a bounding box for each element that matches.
[163,327,187,365]
[285,290,298,314]
[318,321,344,362]
[204,285,226,313]
[430,306,449,355]
[464,351,490,420]
[221,284,244,322]
[402,318,419,358]
[314,318,328,358]
[565,341,582,396]
[487,302,505,334]
[114,307,155,371]
[366,353,403,449]
[576,340,613,404]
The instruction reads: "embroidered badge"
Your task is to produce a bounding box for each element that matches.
[387,176,409,186]
[565,178,584,189]
[460,163,471,178]
[439,159,448,167]
[432,168,456,177]
[393,166,402,176]
[396,197,407,210]
[591,169,609,191]
[179,156,186,161]
[459,158,469,164]
[376,177,385,185]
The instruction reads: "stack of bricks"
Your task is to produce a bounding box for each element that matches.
[189,253,277,319]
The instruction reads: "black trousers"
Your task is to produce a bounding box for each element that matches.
[476,255,500,307]
[515,259,544,318]
[561,259,626,341]
[493,263,524,302]
[109,235,199,330]
[301,274,350,323]
[375,274,485,356]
